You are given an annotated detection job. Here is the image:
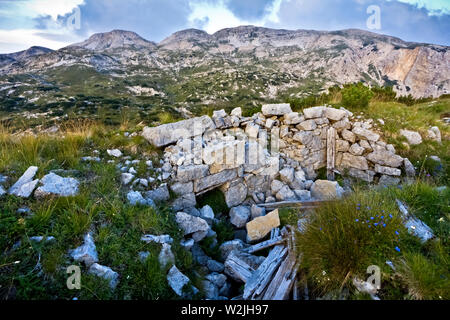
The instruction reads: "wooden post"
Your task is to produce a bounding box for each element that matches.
[326,127,336,181]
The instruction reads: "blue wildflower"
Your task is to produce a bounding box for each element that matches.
[355,219,359,222]
[374,223,378,226]
[395,230,399,235]
[370,217,374,220]
[395,246,401,252]
[383,224,386,228]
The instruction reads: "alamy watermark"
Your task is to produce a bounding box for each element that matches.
[66,265,81,290]
[366,5,381,30]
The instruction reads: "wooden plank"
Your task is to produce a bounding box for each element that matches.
[327,127,336,181]
[261,254,298,300]
[243,237,285,254]
[243,245,287,299]
[224,251,255,283]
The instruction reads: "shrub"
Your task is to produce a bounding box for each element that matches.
[297,187,404,294]
[341,83,374,109]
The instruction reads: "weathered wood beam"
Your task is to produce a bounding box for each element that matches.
[261,254,298,300]
[243,245,287,299]
[224,251,255,283]
[243,237,285,254]
[327,127,336,181]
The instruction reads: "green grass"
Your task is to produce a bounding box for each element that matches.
[0,123,198,300]
[296,181,449,299]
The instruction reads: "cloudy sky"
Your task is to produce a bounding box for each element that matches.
[0,0,449,53]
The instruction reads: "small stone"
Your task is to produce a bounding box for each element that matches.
[141,234,173,244]
[294,190,311,201]
[219,239,248,260]
[107,149,122,158]
[279,167,295,184]
[310,180,344,200]
[403,158,416,177]
[400,129,422,145]
[250,205,266,219]
[88,263,119,289]
[207,260,225,273]
[297,120,317,131]
[70,233,98,267]
[246,209,281,242]
[229,206,251,228]
[167,266,191,296]
[200,205,215,223]
[8,166,39,198]
[379,175,401,186]
[374,164,401,176]
[176,212,210,242]
[158,243,175,268]
[34,173,79,198]
[180,238,195,250]
[349,143,364,156]
[303,106,325,119]
[262,103,292,116]
[276,185,296,201]
[145,184,170,202]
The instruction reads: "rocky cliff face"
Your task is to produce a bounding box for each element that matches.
[1,27,448,99]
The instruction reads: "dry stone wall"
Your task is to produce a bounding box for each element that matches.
[142,103,415,211]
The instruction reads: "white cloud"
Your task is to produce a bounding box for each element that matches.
[0,29,83,53]
[187,0,283,33]
[22,0,85,19]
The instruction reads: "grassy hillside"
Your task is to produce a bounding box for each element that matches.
[0,92,448,300]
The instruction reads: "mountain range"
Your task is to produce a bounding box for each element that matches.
[0,26,449,117]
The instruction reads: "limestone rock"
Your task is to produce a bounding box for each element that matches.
[246,209,281,242]
[172,193,197,211]
[375,164,401,176]
[400,129,422,145]
[426,126,441,143]
[127,191,155,207]
[324,107,347,121]
[352,127,380,142]
[70,233,99,267]
[200,205,215,223]
[379,175,401,186]
[336,140,350,152]
[283,112,303,125]
[158,243,175,268]
[8,166,39,198]
[403,158,416,177]
[367,150,404,168]
[303,106,325,119]
[230,206,251,228]
[34,173,79,198]
[207,260,225,273]
[348,168,376,183]
[349,143,364,156]
[142,116,215,147]
[194,169,237,193]
[145,184,170,202]
[311,180,344,200]
[0,185,5,197]
[276,185,296,201]
[176,212,210,242]
[219,239,248,260]
[177,165,209,183]
[107,149,122,158]
[297,120,317,131]
[167,265,190,296]
[341,153,369,171]
[121,173,134,185]
[170,181,193,195]
[231,107,242,117]
[141,234,173,244]
[294,189,311,201]
[271,179,284,194]
[250,204,266,219]
[279,167,295,184]
[89,263,119,289]
[221,179,247,208]
[342,129,356,143]
[261,103,292,116]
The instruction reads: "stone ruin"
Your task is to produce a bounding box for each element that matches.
[142,103,416,214]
